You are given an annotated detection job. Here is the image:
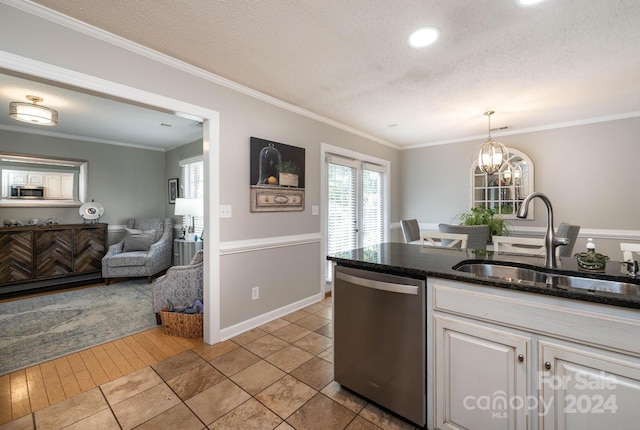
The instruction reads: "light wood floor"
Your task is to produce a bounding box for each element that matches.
[0,325,205,426]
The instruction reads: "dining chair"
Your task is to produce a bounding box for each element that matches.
[492,236,546,256]
[438,224,489,250]
[401,219,421,244]
[620,243,640,262]
[422,232,468,249]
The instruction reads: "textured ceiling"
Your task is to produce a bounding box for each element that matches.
[20,0,640,148]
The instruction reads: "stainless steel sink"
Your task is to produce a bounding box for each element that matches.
[548,275,639,295]
[453,262,640,296]
[454,263,548,285]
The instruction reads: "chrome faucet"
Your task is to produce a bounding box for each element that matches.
[621,260,639,277]
[516,192,568,269]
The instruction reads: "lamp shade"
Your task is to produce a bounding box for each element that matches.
[174,198,203,216]
[9,95,58,126]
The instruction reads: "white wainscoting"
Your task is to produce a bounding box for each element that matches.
[219,232,322,255]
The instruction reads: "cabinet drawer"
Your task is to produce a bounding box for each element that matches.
[430,278,640,356]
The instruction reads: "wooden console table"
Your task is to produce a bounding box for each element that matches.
[0,223,107,295]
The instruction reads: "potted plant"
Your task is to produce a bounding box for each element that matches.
[277,160,299,187]
[456,206,510,242]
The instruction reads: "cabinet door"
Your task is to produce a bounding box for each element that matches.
[74,226,106,274]
[435,314,529,430]
[0,231,33,283]
[28,173,43,185]
[1,171,8,198]
[7,171,28,185]
[42,174,61,198]
[35,229,73,278]
[539,340,640,429]
[60,174,74,198]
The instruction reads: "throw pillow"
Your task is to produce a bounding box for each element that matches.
[123,228,156,252]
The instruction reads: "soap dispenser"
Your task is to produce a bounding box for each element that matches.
[575,238,609,272]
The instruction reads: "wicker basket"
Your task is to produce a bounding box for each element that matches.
[160,307,203,338]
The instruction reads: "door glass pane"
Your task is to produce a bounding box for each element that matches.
[327,162,357,281]
[362,168,383,247]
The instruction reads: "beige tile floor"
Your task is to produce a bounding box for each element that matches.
[0,297,419,430]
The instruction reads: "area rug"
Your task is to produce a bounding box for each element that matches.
[0,280,157,375]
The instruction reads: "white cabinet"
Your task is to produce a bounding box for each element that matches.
[539,340,640,429]
[42,173,74,199]
[6,170,28,185]
[27,173,43,185]
[429,278,640,430]
[2,170,74,199]
[435,315,529,430]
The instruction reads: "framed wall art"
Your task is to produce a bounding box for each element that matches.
[250,137,305,212]
[168,178,179,204]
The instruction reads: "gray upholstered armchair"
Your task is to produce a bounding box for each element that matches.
[152,250,203,317]
[102,217,174,284]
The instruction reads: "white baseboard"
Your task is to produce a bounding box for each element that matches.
[219,292,324,341]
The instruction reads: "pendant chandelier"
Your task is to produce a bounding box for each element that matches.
[9,95,58,126]
[477,110,506,175]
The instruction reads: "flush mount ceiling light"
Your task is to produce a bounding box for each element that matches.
[408,27,440,48]
[478,111,507,175]
[515,0,547,6]
[9,95,58,126]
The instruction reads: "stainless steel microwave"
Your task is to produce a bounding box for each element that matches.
[10,185,45,199]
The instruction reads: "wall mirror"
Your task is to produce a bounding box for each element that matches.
[0,152,88,207]
[470,148,534,219]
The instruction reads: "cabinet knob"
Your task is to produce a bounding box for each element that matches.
[544,361,551,370]
[518,354,524,363]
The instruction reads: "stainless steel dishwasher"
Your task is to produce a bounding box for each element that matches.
[334,265,426,427]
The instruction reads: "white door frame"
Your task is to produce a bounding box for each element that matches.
[320,142,390,292]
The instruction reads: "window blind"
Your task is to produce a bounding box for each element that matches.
[361,166,384,246]
[179,156,204,235]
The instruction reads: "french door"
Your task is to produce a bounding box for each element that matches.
[325,152,387,282]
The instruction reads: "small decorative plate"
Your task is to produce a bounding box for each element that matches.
[79,201,104,220]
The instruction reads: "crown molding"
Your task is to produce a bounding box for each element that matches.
[404,111,640,150]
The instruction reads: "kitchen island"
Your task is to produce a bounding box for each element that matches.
[328,243,640,430]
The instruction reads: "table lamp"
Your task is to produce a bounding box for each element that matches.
[174,198,203,240]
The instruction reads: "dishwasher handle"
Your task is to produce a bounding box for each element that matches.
[336,271,419,295]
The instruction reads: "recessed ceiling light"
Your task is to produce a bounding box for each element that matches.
[515,0,547,6]
[408,27,440,48]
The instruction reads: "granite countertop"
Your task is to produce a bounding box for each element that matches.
[328,243,640,310]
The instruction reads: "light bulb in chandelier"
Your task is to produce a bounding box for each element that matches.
[478,111,507,175]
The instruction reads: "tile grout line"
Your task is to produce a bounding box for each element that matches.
[15,299,356,429]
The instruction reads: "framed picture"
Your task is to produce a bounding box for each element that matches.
[250,137,305,212]
[168,178,179,204]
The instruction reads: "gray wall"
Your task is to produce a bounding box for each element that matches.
[400,116,640,258]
